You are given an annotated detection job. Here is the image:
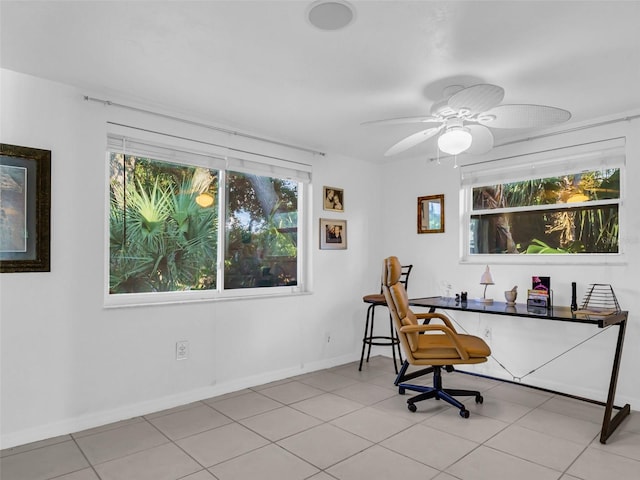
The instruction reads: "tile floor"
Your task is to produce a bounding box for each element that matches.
[1,356,639,480]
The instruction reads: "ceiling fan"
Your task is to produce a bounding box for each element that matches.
[363,84,571,157]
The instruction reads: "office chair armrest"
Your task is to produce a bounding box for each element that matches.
[414,312,458,332]
[399,324,470,360]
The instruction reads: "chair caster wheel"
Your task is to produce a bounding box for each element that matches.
[399,387,406,395]
[475,395,484,404]
[460,409,470,418]
[408,403,417,412]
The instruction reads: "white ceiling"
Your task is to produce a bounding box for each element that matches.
[2,0,640,162]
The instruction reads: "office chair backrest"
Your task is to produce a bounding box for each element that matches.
[383,256,421,353]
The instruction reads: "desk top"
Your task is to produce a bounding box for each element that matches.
[409,296,627,328]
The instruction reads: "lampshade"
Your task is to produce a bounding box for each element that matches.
[480,265,494,285]
[437,127,473,155]
[479,265,494,303]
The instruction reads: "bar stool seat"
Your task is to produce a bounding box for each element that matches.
[359,264,412,373]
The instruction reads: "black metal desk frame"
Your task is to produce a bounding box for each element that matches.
[409,296,630,444]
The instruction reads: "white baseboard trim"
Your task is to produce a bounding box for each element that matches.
[1,353,358,450]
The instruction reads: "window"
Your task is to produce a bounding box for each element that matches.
[460,139,625,263]
[106,131,310,306]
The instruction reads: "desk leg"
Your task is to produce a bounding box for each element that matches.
[600,319,631,444]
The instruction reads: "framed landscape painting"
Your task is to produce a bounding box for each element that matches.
[0,143,51,272]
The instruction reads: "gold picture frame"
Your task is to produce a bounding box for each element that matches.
[323,186,344,212]
[417,194,444,234]
[319,218,347,250]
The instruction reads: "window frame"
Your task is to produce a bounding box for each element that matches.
[459,138,626,265]
[104,126,311,307]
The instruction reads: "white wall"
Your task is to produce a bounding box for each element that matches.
[0,69,384,448]
[2,67,637,449]
[380,115,640,408]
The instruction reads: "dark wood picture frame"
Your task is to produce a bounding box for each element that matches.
[0,143,51,272]
[417,194,444,234]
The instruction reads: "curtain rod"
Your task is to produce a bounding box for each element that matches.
[83,95,326,157]
[429,113,640,163]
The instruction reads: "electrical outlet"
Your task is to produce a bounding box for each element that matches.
[326,332,331,343]
[176,340,189,361]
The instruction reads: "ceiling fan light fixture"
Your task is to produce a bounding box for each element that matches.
[438,127,472,155]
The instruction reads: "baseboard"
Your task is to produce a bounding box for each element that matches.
[0,353,358,450]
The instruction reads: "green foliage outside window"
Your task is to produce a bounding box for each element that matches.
[470,169,620,255]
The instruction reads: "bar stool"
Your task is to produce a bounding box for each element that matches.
[359,264,413,373]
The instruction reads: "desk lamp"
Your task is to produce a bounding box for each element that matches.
[479,265,494,303]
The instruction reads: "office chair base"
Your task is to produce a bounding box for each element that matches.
[396,363,483,418]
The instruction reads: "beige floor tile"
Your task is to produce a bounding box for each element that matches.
[486,424,585,471]
[540,396,605,424]
[381,423,479,470]
[51,468,100,480]
[72,417,144,439]
[0,440,89,480]
[208,443,318,480]
[426,407,509,443]
[372,393,449,422]
[485,382,553,408]
[277,423,372,469]
[446,445,560,480]
[147,404,232,440]
[180,471,217,480]
[464,395,534,423]
[619,410,640,435]
[144,401,205,420]
[93,443,200,480]
[258,380,326,404]
[330,406,415,442]
[176,422,269,467]
[290,392,364,421]
[326,444,439,480]
[332,382,397,405]
[567,446,640,479]
[205,390,283,420]
[297,370,359,391]
[239,406,322,441]
[75,421,168,465]
[0,434,72,458]
[590,429,640,461]
[517,406,601,444]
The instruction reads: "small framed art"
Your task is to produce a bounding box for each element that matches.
[323,186,344,212]
[417,194,444,234]
[320,218,347,250]
[0,143,51,273]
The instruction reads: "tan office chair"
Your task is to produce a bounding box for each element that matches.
[360,264,413,373]
[382,256,491,418]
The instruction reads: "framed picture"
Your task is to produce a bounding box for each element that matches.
[0,143,51,272]
[319,218,347,250]
[417,194,444,234]
[323,186,344,212]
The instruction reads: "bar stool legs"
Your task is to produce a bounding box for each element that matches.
[358,301,403,373]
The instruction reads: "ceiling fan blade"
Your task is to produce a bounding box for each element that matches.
[361,116,441,126]
[448,84,505,114]
[479,104,572,129]
[384,127,442,156]
[466,124,494,154]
